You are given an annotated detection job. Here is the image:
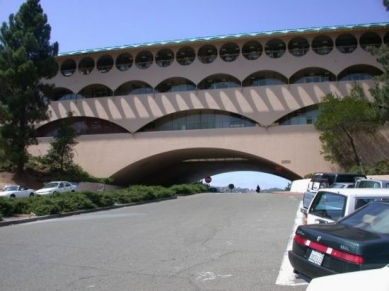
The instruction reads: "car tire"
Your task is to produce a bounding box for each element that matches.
[10,194,15,198]
[29,193,34,197]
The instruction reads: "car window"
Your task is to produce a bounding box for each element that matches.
[340,203,389,235]
[310,192,347,221]
[44,182,59,188]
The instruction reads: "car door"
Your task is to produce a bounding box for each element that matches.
[19,186,29,198]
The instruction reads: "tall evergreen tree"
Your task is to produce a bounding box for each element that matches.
[45,111,79,172]
[0,0,58,172]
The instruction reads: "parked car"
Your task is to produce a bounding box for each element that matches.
[306,264,389,291]
[0,185,35,198]
[289,202,389,282]
[306,172,366,192]
[329,182,355,189]
[306,188,389,224]
[302,173,365,214]
[34,181,77,196]
[355,178,389,188]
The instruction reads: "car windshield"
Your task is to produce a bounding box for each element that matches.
[43,182,59,188]
[339,203,389,235]
[3,186,18,191]
[310,191,347,221]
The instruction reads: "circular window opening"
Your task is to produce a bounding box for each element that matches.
[220,42,240,62]
[177,46,195,66]
[97,55,114,73]
[135,50,153,69]
[265,39,286,58]
[116,53,133,71]
[78,57,95,75]
[312,35,333,55]
[336,33,357,54]
[242,40,262,60]
[198,44,217,64]
[60,59,76,77]
[360,32,382,51]
[288,37,309,57]
[156,48,174,67]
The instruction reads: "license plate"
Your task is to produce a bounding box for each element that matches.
[308,250,324,266]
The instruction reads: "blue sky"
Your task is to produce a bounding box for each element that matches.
[0,0,387,189]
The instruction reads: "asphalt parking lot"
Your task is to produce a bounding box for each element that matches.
[0,192,307,291]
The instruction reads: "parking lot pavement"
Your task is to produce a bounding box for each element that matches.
[0,192,308,291]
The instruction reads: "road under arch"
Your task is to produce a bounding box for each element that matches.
[110,148,301,186]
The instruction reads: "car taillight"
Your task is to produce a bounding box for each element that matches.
[293,234,364,265]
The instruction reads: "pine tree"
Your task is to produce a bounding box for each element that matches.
[46,111,79,172]
[0,0,58,172]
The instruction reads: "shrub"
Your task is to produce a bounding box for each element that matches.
[80,191,115,207]
[0,197,15,217]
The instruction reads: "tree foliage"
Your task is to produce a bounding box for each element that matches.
[0,0,58,172]
[369,45,389,121]
[45,111,79,172]
[315,85,382,170]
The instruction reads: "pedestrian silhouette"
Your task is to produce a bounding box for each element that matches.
[256,185,261,193]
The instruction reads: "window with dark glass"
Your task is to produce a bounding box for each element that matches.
[288,37,309,57]
[198,45,218,64]
[312,35,333,55]
[265,39,286,58]
[97,55,114,73]
[176,46,196,66]
[336,33,357,54]
[135,50,153,69]
[242,40,262,60]
[116,53,133,71]
[156,48,174,67]
[220,43,240,62]
[60,59,76,77]
[360,32,382,51]
[78,57,95,75]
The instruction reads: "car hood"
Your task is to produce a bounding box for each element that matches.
[307,265,389,291]
[35,187,57,193]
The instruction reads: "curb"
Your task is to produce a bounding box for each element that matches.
[0,195,177,228]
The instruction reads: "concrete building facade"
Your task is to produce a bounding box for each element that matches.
[29,22,389,186]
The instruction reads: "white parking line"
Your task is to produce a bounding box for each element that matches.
[275,201,308,286]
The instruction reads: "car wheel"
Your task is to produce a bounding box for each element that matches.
[29,193,34,197]
[10,194,15,198]
[52,191,58,194]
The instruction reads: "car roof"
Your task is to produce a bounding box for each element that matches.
[357,178,389,183]
[317,188,389,196]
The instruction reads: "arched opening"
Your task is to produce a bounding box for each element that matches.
[276,105,320,125]
[288,37,310,57]
[36,117,129,137]
[78,57,95,75]
[114,81,154,96]
[51,87,82,101]
[336,33,358,54]
[156,48,174,67]
[198,74,241,90]
[242,70,288,87]
[60,59,76,77]
[220,42,240,62]
[78,84,113,98]
[265,38,286,58]
[360,31,382,51]
[312,35,334,55]
[155,77,196,93]
[97,55,114,73]
[289,67,336,84]
[242,40,262,60]
[176,46,196,66]
[198,44,218,64]
[135,50,153,69]
[338,64,383,81]
[116,53,133,71]
[138,109,257,132]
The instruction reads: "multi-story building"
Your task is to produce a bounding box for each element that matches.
[29,22,389,186]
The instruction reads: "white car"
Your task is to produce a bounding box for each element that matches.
[307,264,389,291]
[34,181,77,196]
[0,185,35,198]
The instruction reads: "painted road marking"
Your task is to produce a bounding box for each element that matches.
[276,201,308,287]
